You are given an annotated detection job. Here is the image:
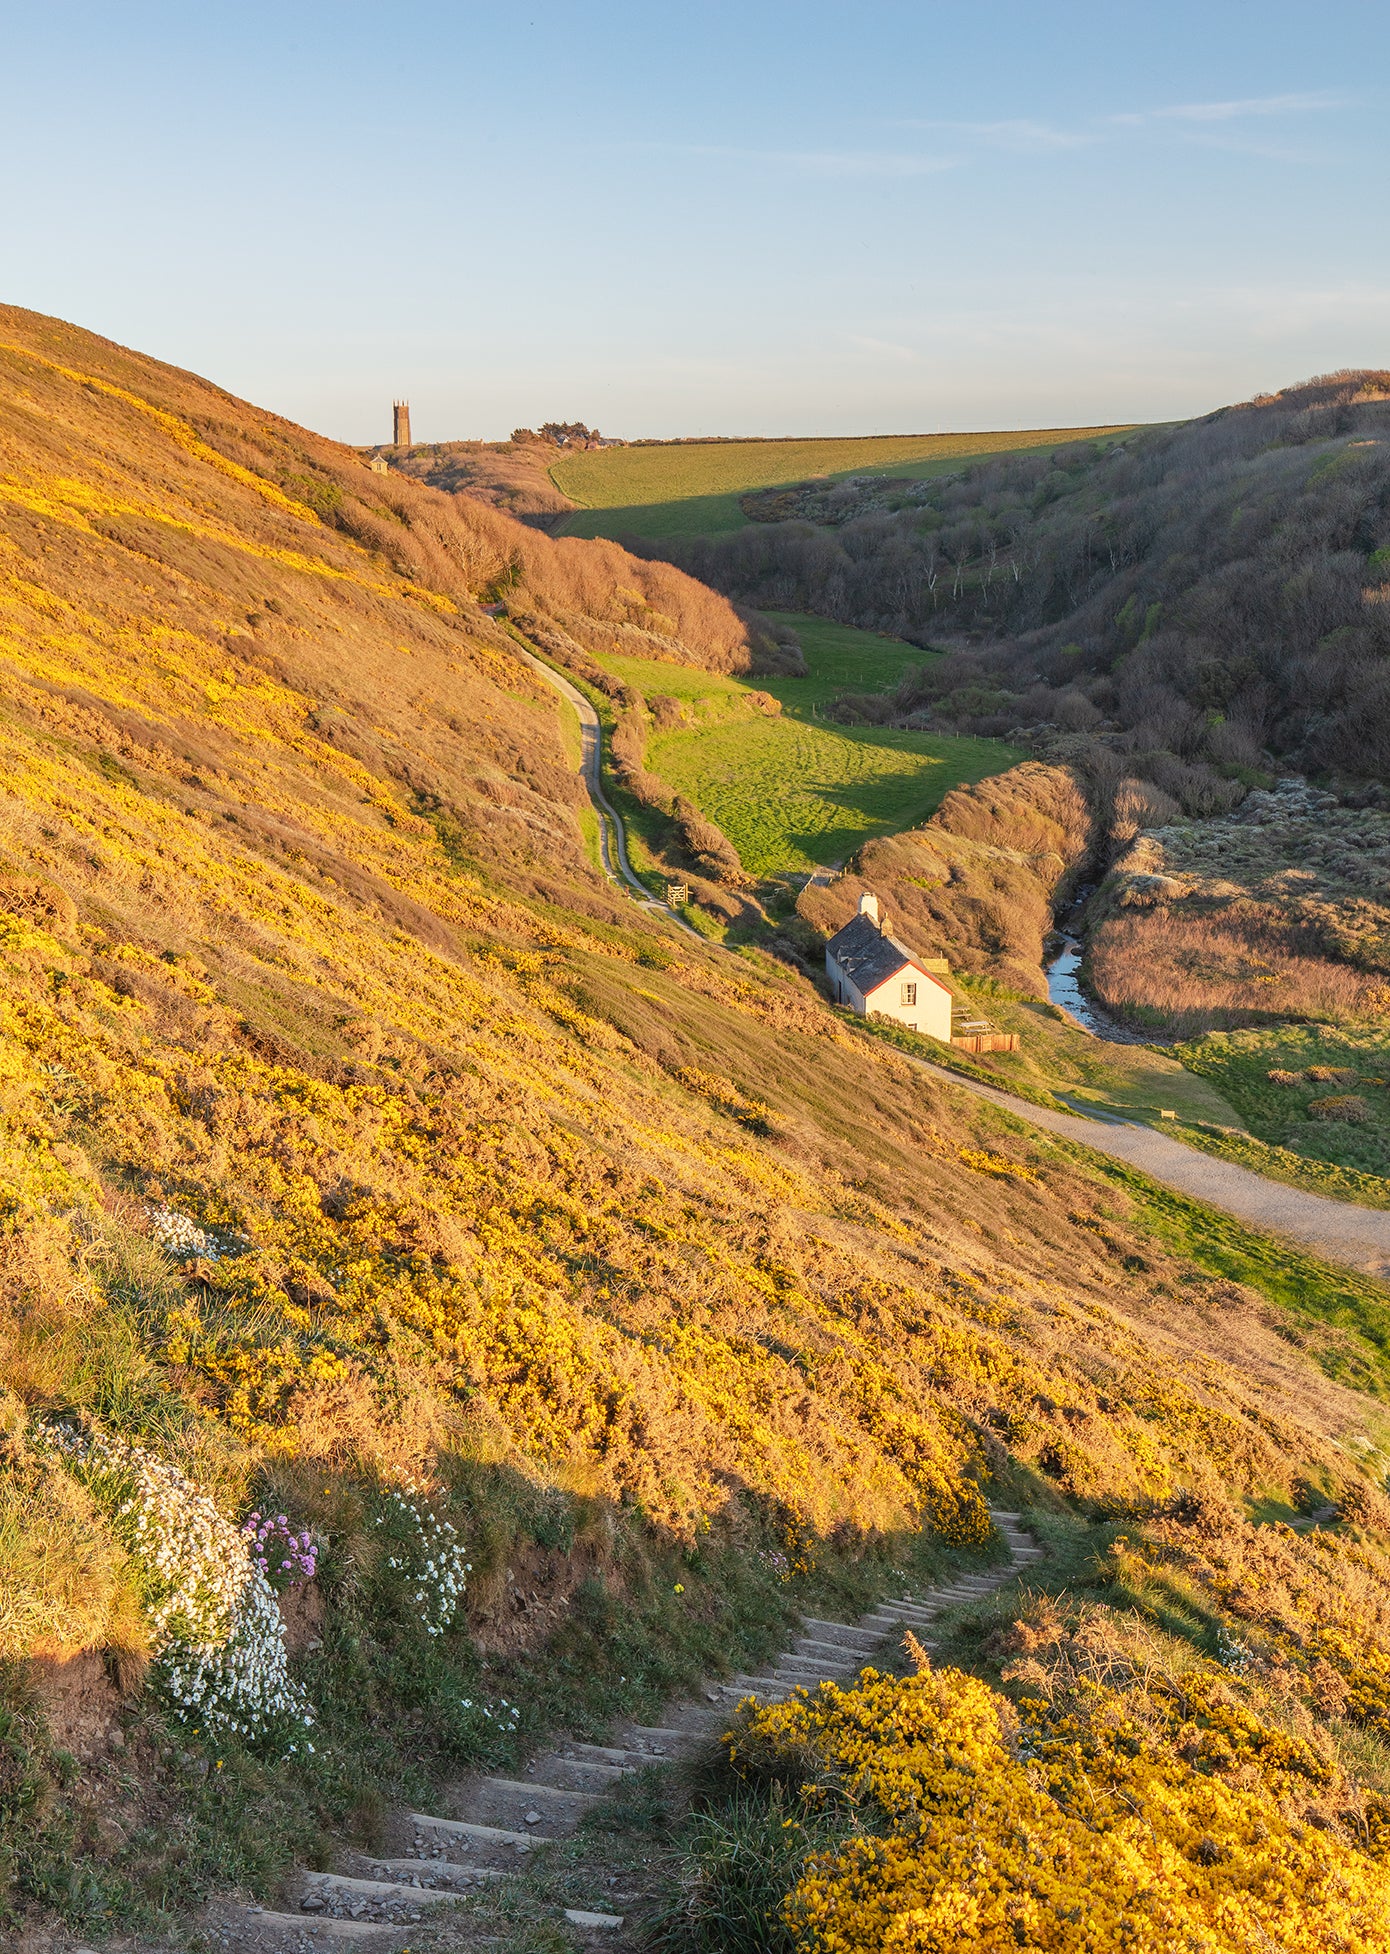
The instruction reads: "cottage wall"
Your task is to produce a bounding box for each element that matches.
[862,969,952,1042]
[827,949,952,1043]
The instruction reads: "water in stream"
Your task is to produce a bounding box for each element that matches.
[1044,935,1152,1045]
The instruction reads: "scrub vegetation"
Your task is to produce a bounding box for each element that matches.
[657,373,1390,813]
[5,307,1390,1949]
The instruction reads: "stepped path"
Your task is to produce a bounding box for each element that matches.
[212,1511,1040,1951]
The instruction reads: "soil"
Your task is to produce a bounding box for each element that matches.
[26,1647,123,1760]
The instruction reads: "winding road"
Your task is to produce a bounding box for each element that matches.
[515,644,697,933]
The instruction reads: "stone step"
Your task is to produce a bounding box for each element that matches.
[565,1908,625,1930]
[363,1856,507,1885]
[800,1616,888,1642]
[480,1775,601,1805]
[792,1633,879,1657]
[526,1754,635,1787]
[407,1812,556,1850]
[767,1654,857,1677]
[562,1741,649,1766]
[238,1909,392,1941]
[624,1724,696,1744]
[299,1870,465,1911]
[989,1509,1023,1520]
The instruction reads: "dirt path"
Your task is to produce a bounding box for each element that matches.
[906,1052,1390,1279]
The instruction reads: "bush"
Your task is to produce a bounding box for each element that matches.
[1308,1093,1371,1122]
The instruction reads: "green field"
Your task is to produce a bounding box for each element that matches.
[553,425,1140,541]
[596,613,1022,878]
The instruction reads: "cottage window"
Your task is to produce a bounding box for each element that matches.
[901,981,917,1006]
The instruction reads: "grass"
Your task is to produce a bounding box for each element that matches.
[596,613,1022,878]
[650,718,1020,878]
[1174,1024,1390,1182]
[553,427,1141,540]
[860,976,1244,1128]
[1087,1155,1390,1404]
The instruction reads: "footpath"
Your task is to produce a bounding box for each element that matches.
[214,1512,1041,1952]
[513,645,697,935]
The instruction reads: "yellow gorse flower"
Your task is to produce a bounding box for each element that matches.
[732,1666,1390,1953]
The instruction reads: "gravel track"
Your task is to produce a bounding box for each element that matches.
[907,1053,1390,1279]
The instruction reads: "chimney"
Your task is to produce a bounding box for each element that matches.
[393,399,412,447]
[859,891,880,927]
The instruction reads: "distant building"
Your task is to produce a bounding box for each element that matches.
[825,892,953,1043]
[393,399,412,447]
[367,455,390,474]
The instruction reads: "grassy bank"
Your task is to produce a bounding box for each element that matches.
[595,614,1022,878]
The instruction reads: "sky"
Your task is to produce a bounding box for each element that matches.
[3,1,1387,443]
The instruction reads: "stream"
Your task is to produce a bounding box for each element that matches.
[1044,935,1153,1045]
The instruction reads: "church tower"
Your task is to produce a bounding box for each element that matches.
[393,399,411,447]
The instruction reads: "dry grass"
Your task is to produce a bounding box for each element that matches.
[1089,907,1373,1035]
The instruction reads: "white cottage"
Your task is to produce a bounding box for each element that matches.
[825,893,953,1043]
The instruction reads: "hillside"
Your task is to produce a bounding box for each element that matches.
[660,374,1390,800]
[550,425,1140,541]
[369,433,577,526]
[5,310,1390,1946]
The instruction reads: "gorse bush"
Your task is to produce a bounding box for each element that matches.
[727,1658,1390,1952]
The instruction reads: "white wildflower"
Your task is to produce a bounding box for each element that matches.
[39,1423,314,1741]
[379,1484,470,1636]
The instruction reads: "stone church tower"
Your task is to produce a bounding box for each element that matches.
[393,400,411,447]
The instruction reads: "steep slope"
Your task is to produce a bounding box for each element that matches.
[799,761,1094,997]
[3,310,1390,1940]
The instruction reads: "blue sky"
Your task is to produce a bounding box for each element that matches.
[4,2,1386,441]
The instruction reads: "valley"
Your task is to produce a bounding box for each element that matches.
[588,614,1023,878]
[5,309,1390,1954]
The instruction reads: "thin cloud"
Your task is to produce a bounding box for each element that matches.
[898,118,1089,152]
[1111,91,1343,126]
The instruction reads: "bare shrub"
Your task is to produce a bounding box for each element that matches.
[1308,1094,1371,1122]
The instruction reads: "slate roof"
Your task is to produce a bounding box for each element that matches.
[826,911,939,996]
